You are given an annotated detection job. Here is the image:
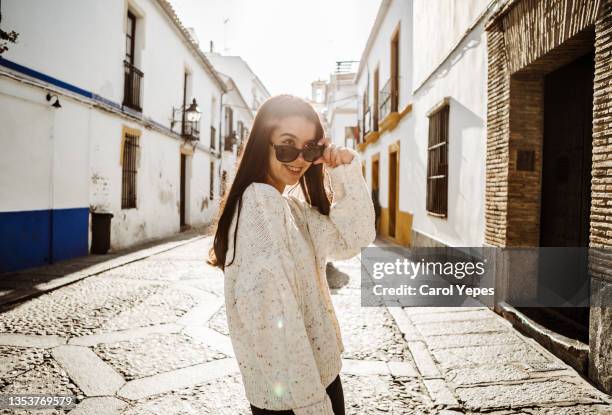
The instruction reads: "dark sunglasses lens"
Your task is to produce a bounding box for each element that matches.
[275,145,299,162]
[302,146,324,162]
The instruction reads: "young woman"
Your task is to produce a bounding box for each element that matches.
[208,94,376,414]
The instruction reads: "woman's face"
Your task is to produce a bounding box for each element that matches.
[265,116,317,192]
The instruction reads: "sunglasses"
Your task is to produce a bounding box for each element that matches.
[270,142,326,163]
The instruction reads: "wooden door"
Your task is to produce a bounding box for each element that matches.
[180,154,186,228]
[389,151,398,238]
[538,51,594,339]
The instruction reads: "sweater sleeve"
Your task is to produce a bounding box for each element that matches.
[300,149,376,262]
[234,183,335,415]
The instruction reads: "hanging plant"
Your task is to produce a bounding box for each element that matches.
[0,0,19,55]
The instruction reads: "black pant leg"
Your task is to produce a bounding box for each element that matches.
[326,375,345,415]
[249,375,345,415]
[250,404,294,415]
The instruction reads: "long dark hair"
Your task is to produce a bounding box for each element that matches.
[207,94,330,271]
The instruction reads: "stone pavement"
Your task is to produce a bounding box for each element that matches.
[0,234,610,414]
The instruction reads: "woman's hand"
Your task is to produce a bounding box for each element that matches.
[312,136,355,168]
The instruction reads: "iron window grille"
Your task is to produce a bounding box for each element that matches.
[121,132,140,209]
[426,104,449,217]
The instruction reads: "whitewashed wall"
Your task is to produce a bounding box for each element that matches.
[0,0,224,269]
[412,0,490,90]
[205,53,270,110]
[408,1,488,247]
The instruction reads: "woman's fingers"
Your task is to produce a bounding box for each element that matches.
[313,139,353,168]
[328,145,338,167]
[318,136,331,146]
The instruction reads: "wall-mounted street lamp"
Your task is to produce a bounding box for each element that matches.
[171,98,201,142]
[46,93,61,108]
[185,98,201,123]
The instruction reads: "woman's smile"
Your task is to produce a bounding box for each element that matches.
[283,164,303,176]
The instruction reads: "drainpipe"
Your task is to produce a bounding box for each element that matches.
[217,89,225,198]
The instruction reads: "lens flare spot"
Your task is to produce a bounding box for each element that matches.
[272,381,286,397]
[277,317,284,329]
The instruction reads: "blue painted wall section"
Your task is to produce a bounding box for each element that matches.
[0,208,89,273]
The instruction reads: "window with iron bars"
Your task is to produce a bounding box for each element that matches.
[426,104,449,217]
[121,132,140,209]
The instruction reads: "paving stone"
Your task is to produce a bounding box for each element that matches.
[408,341,442,378]
[341,358,390,375]
[69,396,128,415]
[444,364,531,386]
[205,303,230,335]
[414,318,509,336]
[100,287,197,332]
[0,357,82,401]
[332,290,414,362]
[342,373,433,414]
[0,333,66,348]
[456,378,604,411]
[423,378,460,408]
[117,358,240,400]
[182,325,235,357]
[94,332,228,380]
[51,345,125,396]
[68,323,182,346]
[431,343,549,369]
[388,307,424,341]
[123,372,251,415]
[521,405,612,414]
[387,361,420,378]
[0,345,46,384]
[99,259,208,282]
[179,276,224,296]
[176,296,224,327]
[403,307,489,316]
[425,331,523,350]
[409,310,497,324]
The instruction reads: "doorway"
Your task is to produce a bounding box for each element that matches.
[535,51,594,343]
[180,154,187,229]
[388,150,398,238]
[372,155,380,233]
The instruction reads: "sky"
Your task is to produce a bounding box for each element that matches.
[169,0,382,99]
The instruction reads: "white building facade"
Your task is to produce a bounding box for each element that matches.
[325,71,359,149]
[355,0,415,246]
[355,0,490,248]
[204,52,270,196]
[0,0,227,272]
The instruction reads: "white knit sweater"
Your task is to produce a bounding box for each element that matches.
[223,149,376,414]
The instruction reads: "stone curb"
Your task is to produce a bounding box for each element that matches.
[0,233,210,309]
[386,307,460,409]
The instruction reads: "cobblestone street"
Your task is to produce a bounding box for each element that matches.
[0,233,610,414]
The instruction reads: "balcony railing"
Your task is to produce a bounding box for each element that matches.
[379,78,392,121]
[224,132,237,152]
[123,60,143,112]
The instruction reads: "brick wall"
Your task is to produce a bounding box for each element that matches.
[484,23,510,247]
[485,0,612,393]
[589,0,612,394]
